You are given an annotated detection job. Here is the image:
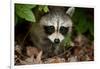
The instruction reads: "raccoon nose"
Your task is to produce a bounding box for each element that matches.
[54,39,60,44]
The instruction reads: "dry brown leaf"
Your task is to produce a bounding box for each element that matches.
[26,46,43,64]
[44,56,65,63]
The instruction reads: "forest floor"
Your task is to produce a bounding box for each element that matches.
[15,34,94,65]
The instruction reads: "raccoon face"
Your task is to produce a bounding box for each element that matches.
[40,7,75,44]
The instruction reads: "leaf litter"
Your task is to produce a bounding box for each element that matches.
[15,34,94,65]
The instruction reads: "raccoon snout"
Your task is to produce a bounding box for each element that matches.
[54,39,60,44]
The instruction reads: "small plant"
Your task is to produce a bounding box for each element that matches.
[15,4,49,24]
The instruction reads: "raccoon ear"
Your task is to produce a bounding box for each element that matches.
[66,7,75,17]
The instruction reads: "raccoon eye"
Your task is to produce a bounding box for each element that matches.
[43,26,55,35]
[60,26,69,35]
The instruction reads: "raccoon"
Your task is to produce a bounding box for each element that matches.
[38,6,75,55]
[15,6,75,58]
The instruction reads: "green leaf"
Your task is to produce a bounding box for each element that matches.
[24,4,36,9]
[16,4,36,9]
[38,5,49,13]
[43,6,49,13]
[15,4,36,22]
[38,5,44,11]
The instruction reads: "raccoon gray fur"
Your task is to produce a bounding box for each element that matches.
[15,6,75,58]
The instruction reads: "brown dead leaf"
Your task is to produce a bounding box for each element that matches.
[26,46,43,64]
[44,56,65,63]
